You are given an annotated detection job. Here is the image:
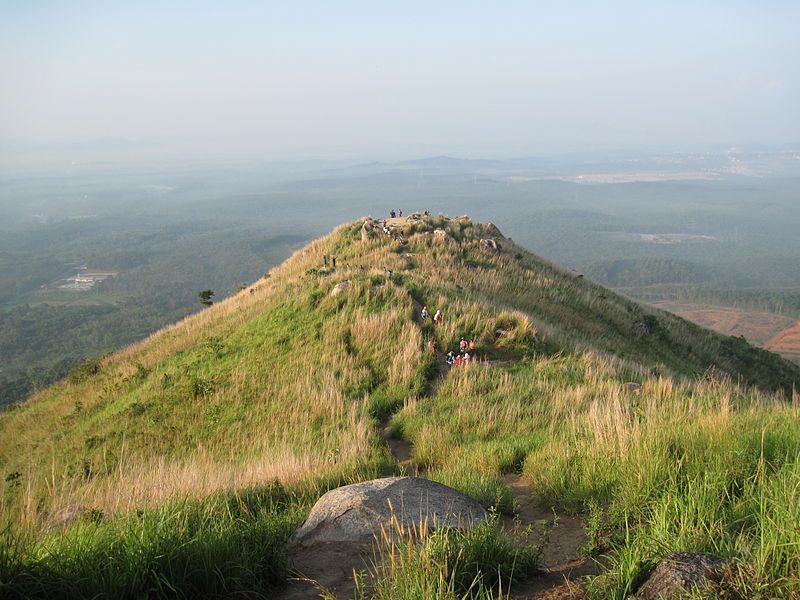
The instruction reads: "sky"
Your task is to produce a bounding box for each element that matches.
[1,1,798,160]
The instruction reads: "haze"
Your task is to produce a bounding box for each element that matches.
[2,0,798,162]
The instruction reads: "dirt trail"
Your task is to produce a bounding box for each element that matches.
[278,544,370,600]
[381,296,450,473]
[503,474,595,599]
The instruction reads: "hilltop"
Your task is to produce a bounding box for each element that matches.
[1,213,799,599]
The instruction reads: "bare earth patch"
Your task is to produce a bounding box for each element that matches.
[765,321,800,363]
[652,302,796,347]
[503,473,595,600]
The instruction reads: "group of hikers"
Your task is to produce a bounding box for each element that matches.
[420,305,443,325]
[389,209,403,218]
[322,255,337,268]
[421,305,477,367]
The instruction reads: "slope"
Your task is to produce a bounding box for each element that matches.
[1,213,799,599]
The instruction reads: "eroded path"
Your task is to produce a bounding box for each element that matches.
[503,473,595,599]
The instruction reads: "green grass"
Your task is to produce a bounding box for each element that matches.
[392,348,800,597]
[0,486,303,600]
[366,516,539,600]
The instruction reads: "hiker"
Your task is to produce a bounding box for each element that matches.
[332,256,337,268]
[446,351,456,365]
[433,310,442,325]
[399,209,403,217]
[390,209,396,218]
[386,269,393,281]
[459,337,467,353]
[323,255,328,267]
[453,354,463,367]
[429,338,437,354]
[421,305,429,320]
[469,339,476,352]
[463,352,471,364]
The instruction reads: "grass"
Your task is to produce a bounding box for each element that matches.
[0,486,303,599]
[1,214,799,598]
[365,514,539,600]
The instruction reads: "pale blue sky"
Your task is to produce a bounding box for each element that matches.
[1,1,798,158]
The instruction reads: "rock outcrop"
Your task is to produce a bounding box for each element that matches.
[629,552,733,600]
[360,219,378,242]
[483,222,504,238]
[290,477,487,548]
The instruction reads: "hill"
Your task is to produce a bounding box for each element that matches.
[1,213,799,599]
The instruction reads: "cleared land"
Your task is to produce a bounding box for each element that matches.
[765,321,800,363]
[651,301,795,346]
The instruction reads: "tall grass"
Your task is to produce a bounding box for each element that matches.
[365,514,539,600]
[0,486,303,600]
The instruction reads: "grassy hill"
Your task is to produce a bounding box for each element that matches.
[1,214,799,599]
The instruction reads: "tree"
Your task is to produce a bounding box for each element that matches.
[198,290,215,307]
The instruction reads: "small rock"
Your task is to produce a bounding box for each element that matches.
[53,504,85,527]
[629,552,733,600]
[330,280,352,296]
[622,382,643,394]
[480,238,500,252]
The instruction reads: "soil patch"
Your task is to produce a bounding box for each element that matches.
[503,474,596,599]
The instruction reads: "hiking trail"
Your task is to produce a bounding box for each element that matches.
[380,294,595,598]
[281,256,594,599]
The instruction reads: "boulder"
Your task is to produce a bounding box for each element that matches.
[480,238,500,252]
[291,477,487,548]
[433,228,450,240]
[330,280,352,296]
[629,552,733,600]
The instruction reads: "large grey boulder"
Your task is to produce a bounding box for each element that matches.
[291,477,488,548]
[629,552,733,600]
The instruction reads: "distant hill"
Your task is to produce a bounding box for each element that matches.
[2,214,798,599]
